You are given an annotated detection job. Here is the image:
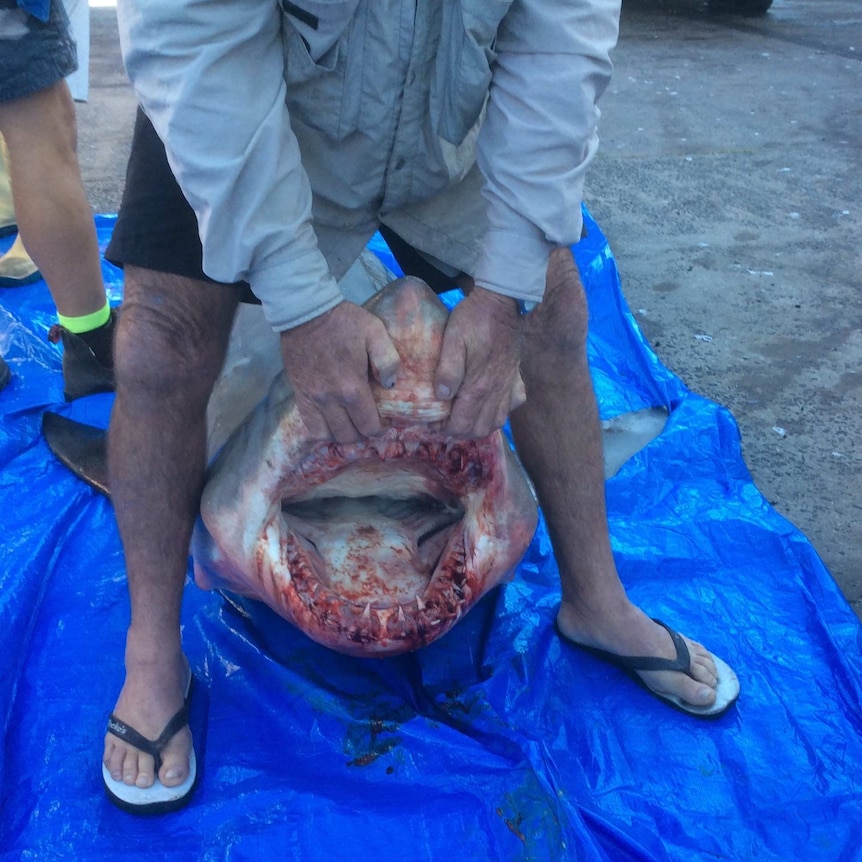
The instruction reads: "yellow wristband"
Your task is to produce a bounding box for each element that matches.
[57,301,111,334]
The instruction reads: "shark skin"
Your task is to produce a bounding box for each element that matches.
[191,277,540,658]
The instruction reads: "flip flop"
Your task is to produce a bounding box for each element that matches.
[102,672,198,814]
[556,618,740,719]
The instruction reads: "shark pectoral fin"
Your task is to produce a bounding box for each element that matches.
[601,406,669,479]
[41,412,110,496]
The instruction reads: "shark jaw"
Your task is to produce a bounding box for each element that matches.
[192,277,538,658]
[253,425,531,657]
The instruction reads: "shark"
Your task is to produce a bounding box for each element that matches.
[42,252,667,658]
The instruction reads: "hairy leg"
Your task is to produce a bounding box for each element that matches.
[510,248,719,708]
[103,267,238,789]
[0,81,105,316]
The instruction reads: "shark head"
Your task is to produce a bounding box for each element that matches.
[191,277,539,657]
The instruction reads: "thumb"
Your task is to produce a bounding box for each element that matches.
[366,322,400,389]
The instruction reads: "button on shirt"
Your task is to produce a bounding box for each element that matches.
[117,0,621,331]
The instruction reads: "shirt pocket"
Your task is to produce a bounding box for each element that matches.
[281,0,363,141]
[431,0,513,146]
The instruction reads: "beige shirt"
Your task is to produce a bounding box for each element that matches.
[118,0,621,331]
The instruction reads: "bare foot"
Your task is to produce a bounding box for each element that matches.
[103,640,193,790]
[556,599,721,709]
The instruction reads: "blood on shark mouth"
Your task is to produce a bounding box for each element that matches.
[192,276,539,658]
[256,428,512,655]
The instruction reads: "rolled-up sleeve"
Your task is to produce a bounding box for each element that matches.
[474,0,621,304]
[117,0,342,330]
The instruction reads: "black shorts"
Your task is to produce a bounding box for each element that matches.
[106,109,459,303]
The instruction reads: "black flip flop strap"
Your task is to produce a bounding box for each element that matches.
[107,700,191,775]
[602,619,692,674]
[581,619,692,675]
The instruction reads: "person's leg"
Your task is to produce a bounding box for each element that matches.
[103,267,238,789]
[0,81,115,398]
[0,133,17,234]
[0,80,106,318]
[0,0,114,395]
[510,248,721,709]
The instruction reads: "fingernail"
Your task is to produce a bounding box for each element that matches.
[383,376,396,389]
[436,384,451,399]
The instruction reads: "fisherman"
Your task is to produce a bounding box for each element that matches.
[102,0,739,812]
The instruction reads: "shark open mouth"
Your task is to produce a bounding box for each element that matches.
[264,431,500,653]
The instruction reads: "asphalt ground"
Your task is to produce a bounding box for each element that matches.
[75,0,860,617]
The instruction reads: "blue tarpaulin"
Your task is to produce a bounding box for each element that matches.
[1,212,860,861]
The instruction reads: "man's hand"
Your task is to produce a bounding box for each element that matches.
[280,301,400,443]
[434,286,526,438]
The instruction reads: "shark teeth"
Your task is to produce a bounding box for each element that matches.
[269,527,477,655]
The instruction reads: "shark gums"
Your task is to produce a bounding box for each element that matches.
[191,277,540,657]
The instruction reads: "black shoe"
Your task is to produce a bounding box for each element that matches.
[0,355,10,391]
[48,308,117,401]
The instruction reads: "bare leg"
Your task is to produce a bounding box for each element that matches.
[103,267,237,789]
[510,248,719,708]
[0,81,104,316]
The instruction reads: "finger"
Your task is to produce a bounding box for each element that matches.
[366,321,400,390]
[294,395,334,441]
[320,404,363,445]
[509,372,527,412]
[434,329,467,401]
[447,387,495,438]
[344,389,384,439]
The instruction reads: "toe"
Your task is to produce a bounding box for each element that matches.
[676,674,717,707]
[639,631,721,708]
[688,641,717,673]
[135,753,155,788]
[122,747,139,786]
[104,738,125,782]
[120,747,156,788]
[685,639,718,686]
[640,667,717,708]
[158,727,192,787]
[690,656,718,688]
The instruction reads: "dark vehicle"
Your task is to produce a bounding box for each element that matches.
[709,0,774,14]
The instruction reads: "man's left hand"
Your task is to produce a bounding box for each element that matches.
[434,286,525,438]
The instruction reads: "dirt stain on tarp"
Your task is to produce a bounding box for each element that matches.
[344,715,406,769]
[496,807,526,842]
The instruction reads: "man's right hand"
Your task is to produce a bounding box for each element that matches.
[279,301,400,443]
